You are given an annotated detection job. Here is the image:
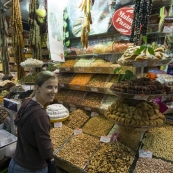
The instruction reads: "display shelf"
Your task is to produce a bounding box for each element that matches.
[65,52,123,58]
[112,91,166,101]
[117,58,172,67]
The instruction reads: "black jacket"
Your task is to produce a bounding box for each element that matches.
[13,99,53,170]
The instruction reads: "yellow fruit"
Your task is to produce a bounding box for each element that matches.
[36,9,47,18]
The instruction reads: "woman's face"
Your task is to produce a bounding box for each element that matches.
[36,78,58,105]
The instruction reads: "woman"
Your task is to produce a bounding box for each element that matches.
[8,71,58,173]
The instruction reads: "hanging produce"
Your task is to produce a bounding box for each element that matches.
[28,0,43,60]
[0,3,10,76]
[9,0,25,79]
[78,0,92,48]
[130,0,153,45]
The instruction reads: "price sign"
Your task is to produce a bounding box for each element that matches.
[84,107,91,111]
[91,87,98,92]
[100,136,111,143]
[133,61,148,67]
[54,122,62,128]
[22,85,34,91]
[78,67,84,72]
[65,67,70,71]
[133,95,148,100]
[95,67,102,72]
[91,112,99,117]
[163,26,173,33]
[139,149,152,158]
[59,83,65,87]
[74,128,83,135]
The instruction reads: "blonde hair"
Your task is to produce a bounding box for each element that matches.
[30,71,58,97]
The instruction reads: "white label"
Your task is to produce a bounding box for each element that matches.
[91,87,98,92]
[95,67,102,72]
[100,136,111,143]
[91,112,99,117]
[133,61,148,67]
[139,149,152,158]
[84,107,91,111]
[163,26,173,33]
[74,128,83,135]
[54,122,62,128]
[74,85,80,89]
[133,95,148,100]
[78,67,84,72]
[22,85,34,91]
[59,83,65,87]
[65,67,70,71]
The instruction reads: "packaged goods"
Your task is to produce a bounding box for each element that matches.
[134,158,173,173]
[86,142,135,173]
[70,74,92,85]
[56,133,99,169]
[87,74,108,88]
[65,90,85,105]
[58,73,74,84]
[142,125,173,161]
[83,116,114,137]
[50,125,73,151]
[63,109,89,129]
[100,95,117,110]
[105,98,166,127]
[82,93,104,108]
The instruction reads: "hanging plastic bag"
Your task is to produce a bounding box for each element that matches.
[36,0,46,23]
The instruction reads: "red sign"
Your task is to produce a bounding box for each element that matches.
[112,7,134,35]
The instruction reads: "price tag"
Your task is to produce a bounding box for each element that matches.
[95,67,102,72]
[84,107,91,111]
[133,95,148,100]
[163,26,173,33]
[133,61,148,67]
[74,85,80,89]
[74,128,83,135]
[100,136,111,143]
[65,67,70,71]
[22,85,34,91]
[91,112,99,117]
[54,122,62,128]
[78,67,84,72]
[59,83,65,87]
[139,149,152,158]
[91,87,98,92]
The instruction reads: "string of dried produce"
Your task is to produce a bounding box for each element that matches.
[28,0,42,60]
[130,0,153,45]
[9,0,25,79]
[0,4,10,76]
